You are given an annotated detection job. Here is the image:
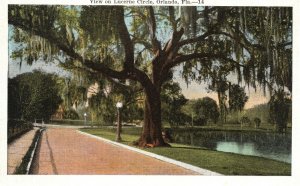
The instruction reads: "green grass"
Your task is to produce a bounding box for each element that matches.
[169,123,291,134]
[80,127,291,175]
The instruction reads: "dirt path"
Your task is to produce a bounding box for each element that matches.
[33,127,199,175]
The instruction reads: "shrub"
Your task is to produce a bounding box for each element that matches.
[253,117,261,128]
[8,119,33,142]
[240,116,251,126]
[63,109,79,120]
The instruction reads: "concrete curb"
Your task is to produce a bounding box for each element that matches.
[77,130,223,176]
[26,128,44,174]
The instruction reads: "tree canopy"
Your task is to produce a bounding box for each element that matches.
[187,97,219,125]
[229,84,248,112]
[8,70,62,121]
[269,89,291,133]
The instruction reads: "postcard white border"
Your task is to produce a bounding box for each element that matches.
[1,1,299,186]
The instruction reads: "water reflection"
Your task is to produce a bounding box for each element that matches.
[173,130,291,163]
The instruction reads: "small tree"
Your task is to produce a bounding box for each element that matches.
[229,84,249,122]
[192,97,220,125]
[63,109,80,120]
[253,117,261,128]
[240,116,251,127]
[269,89,291,133]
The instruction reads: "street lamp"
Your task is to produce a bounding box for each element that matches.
[84,113,87,126]
[116,102,123,142]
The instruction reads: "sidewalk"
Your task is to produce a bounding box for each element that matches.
[34,127,200,175]
[7,128,38,174]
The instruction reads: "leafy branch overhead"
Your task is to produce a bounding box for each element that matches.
[9,6,292,91]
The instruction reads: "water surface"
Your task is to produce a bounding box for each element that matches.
[172,130,291,163]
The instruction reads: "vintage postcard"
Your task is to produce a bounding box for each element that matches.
[1,0,299,186]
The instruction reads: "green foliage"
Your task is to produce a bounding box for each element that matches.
[7,119,33,142]
[8,6,292,93]
[269,89,291,132]
[193,97,220,125]
[63,109,79,120]
[8,78,22,119]
[80,6,118,42]
[89,91,116,124]
[229,84,249,112]
[8,70,62,121]
[253,117,261,128]
[240,116,251,126]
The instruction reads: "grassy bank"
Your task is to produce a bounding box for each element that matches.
[170,124,292,134]
[80,127,291,175]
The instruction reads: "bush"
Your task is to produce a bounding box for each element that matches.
[253,117,261,128]
[8,119,33,142]
[240,116,251,126]
[194,115,207,126]
[269,89,291,133]
[63,109,79,120]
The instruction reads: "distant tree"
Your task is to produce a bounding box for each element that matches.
[240,116,251,126]
[229,84,249,112]
[88,90,116,125]
[207,71,230,124]
[193,97,220,125]
[8,71,62,121]
[181,100,196,126]
[253,117,261,128]
[269,89,291,133]
[63,109,79,120]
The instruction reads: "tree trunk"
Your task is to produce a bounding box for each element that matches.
[134,86,170,147]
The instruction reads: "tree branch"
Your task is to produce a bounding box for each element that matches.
[115,7,135,70]
[168,6,177,31]
[8,17,128,80]
[147,6,161,53]
[168,52,245,70]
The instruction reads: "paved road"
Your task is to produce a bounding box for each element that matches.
[33,127,199,175]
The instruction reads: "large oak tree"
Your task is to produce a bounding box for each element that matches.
[8,6,292,147]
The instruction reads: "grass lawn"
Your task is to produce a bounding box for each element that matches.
[80,127,291,175]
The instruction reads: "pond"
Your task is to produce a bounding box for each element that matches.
[172,130,291,163]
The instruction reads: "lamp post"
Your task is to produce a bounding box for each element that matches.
[84,113,87,126]
[116,102,123,142]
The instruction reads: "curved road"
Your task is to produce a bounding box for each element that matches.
[33,126,199,175]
